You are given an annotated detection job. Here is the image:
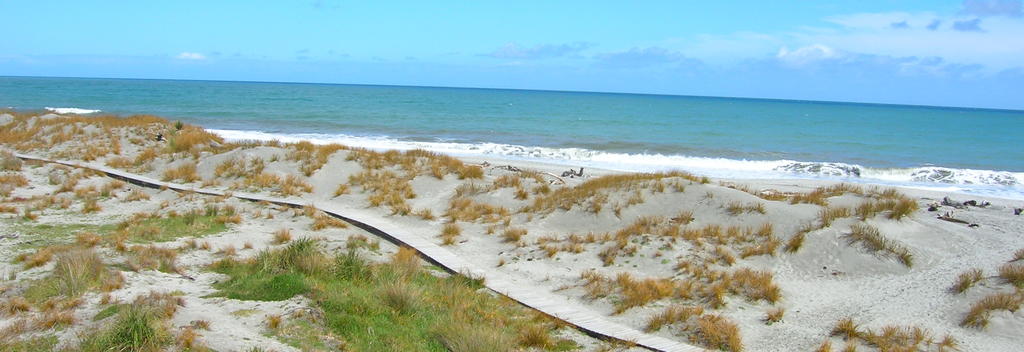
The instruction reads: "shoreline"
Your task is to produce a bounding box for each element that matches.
[205,128,1024,201]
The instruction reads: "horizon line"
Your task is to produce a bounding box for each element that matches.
[3,74,1022,113]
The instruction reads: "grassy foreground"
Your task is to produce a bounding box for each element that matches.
[210,239,577,352]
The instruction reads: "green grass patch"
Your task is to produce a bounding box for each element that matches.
[209,240,575,351]
[74,304,172,352]
[93,304,124,321]
[0,335,58,352]
[116,213,227,243]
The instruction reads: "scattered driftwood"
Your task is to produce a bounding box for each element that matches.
[561,167,584,178]
[941,196,990,209]
[0,233,18,240]
[179,273,196,281]
[937,212,979,227]
[491,164,565,185]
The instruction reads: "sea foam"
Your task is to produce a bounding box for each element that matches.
[208,128,1024,199]
[45,107,101,114]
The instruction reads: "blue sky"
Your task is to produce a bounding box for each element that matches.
[2,0,1023,109]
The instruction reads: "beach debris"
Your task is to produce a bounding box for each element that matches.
[0,233,18,240]
[937,212,978,227]
[155,132,165,142]
[927,202,941,212]
[561,167,584,178]
[1014,208,1022,215]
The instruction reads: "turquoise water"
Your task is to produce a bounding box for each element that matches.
[2,76,1022,198]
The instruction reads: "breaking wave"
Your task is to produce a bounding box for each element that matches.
[45,107,101,114]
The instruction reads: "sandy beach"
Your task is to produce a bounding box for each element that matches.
[1,111,1022,351]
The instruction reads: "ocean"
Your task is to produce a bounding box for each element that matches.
[2,76,1022,199]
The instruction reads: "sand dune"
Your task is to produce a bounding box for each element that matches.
[1,112,1022,351]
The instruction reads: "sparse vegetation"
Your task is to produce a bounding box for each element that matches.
[845,223,913,267]
[951,268,984,294]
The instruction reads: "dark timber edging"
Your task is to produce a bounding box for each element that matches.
[16,153,701,352]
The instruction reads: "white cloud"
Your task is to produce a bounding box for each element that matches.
[176,52,206,60]
[776,44,843,66]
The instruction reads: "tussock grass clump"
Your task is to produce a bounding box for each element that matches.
[951,268,984,294]
[691,314,744,352]
[272,228,292,244]
[75,300,174,352]
[644,305,704,332]
[962,292,1023,328]
[440,223,462,245]
[24,249,121,303]
[310,213,348,230]
[881,197,919,221]
[789,183,864,206]
[846,224,913,267]
[764,307,784,324]
[447,198,510,223]
[998,263,1024,287]
[1,297,31,316]
[162,162,200,183]
[502,227,527,244]
[818,206,850,227]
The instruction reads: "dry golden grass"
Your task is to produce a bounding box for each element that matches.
[764,307,785,324]
[1,297,31,316]
[311,213,349,230]
[1013,248,1024,262]
[951,268,984,294]
[502,227,527,244]
[691,314,743,352]
[725,201,766,216]
[644,305,704,332]
[730,268,781,303]
[446,197,510,223]
[288,142,347,176]
[128,245,179,273]
[333,183,350,197]
[529,172,700,214]
[124,188,151,202]
[390,246,421,277]
[831,317,959,352]
[266,314,283,330]
[881,197,919,221]
[784,232,807,253]
[162,162,200,183]
[790,183,864,206]
[612,273,675,314]
[272,228,292,244]
[517,323,554,349]
[831,317,861,340]
[413,208,435,220]
[818,206,851,227]
[846,223,913,267]
[440,222,462,245]
[998,263,1024,287]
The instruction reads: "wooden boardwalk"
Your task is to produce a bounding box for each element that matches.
[16,153,702,352]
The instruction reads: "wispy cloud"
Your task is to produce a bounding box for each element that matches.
[952,18,984,31]
[484,42,593,60]
[593,47,696,68]
[961,0,1022,17]
[175,52,206,60]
